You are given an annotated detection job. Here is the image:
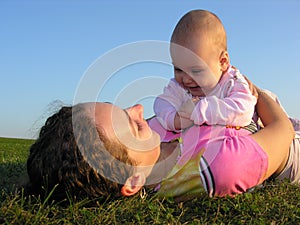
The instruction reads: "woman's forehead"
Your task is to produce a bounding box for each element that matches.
[92,102,130,139]
[92,102,124,122]
[84,102,120,115]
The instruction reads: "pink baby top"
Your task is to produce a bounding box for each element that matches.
[154,66,257,131]
[148,117,268,200]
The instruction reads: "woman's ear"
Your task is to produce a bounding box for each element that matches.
[219,51,230,71]
[121,173,146,196]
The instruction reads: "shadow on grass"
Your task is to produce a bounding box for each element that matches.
[0,161,29,198]
[0,137,33,201]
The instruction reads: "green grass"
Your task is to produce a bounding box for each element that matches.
[0,137,299,224]
[0,137,34,194]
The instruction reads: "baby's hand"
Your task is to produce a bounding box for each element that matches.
[174,112,194,130]
[178,98,197,118]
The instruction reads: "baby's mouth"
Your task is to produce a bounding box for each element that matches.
[187,86,205,97]
[188,86,201,90]
[187,86,201,92]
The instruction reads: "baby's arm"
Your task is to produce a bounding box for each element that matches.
[154,79,192,131]
[186,77,257,126]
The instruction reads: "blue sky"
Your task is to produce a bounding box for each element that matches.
[1,0,300,139]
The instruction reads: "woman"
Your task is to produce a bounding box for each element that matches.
[26,86,296,202]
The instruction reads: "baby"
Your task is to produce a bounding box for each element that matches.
[154,9,257,132]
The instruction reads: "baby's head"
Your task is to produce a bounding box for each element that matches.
[170,9,230,96]
[171,9,227,55]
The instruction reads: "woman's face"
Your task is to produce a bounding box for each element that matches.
[86,102,161,176]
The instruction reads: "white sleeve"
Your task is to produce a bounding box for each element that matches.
[191,76,257,126]
[154,79,191,131]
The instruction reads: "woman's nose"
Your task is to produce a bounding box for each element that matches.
[126,104,144,120]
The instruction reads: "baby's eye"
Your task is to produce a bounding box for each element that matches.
[191,69,203,74]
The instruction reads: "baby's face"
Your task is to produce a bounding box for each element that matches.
[170,36,225,97]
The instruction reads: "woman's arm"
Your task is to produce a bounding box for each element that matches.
[251,89,294,183]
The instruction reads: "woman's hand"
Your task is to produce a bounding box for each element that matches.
[243,75,258,99]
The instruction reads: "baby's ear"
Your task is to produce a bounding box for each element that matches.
[121,173,146,196]
[219,51,230,71]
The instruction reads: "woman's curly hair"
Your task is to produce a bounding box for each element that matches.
[26,104,136,202]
